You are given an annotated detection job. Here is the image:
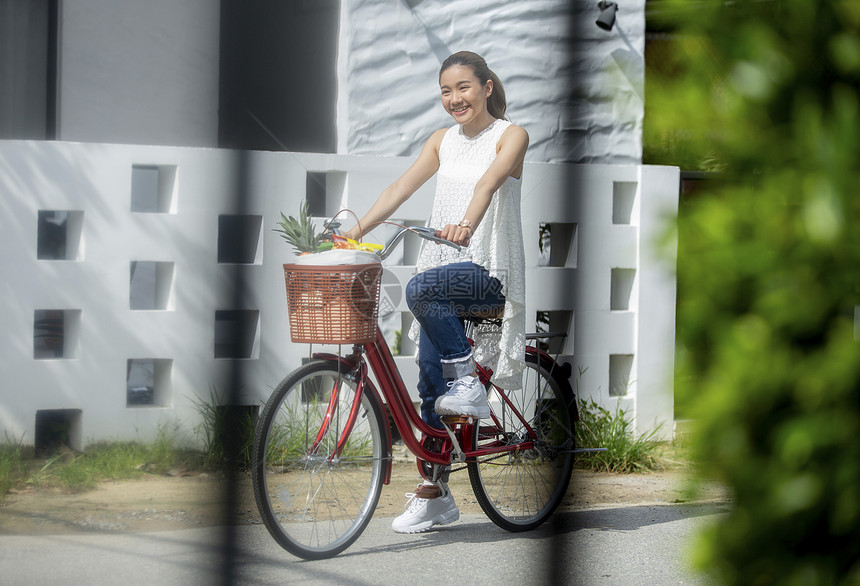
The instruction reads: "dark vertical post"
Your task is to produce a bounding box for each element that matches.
[547,3,583,584]
[215,3,339,580]
[217,149,250,586]
[45,0,59,139]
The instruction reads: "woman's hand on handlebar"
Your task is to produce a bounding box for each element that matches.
[342,226,360,241]
[436,223,472,247]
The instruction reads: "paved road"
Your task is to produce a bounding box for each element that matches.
[0,504,727,585]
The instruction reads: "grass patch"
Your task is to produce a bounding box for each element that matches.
[2,387,263,499]
[575,397,663,473]
[1,423,203,497]
[0,437,27,496]
[190,386,256,470]
[651,437,695,471]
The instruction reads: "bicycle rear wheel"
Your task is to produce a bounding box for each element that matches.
[252,359,389,559]
[468,352,575,531]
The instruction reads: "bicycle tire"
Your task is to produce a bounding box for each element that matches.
[468,352,575,532]
[252,359,389,559]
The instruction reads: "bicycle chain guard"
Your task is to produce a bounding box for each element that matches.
[418,436,452,483]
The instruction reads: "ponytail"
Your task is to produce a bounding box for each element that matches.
[485,70,506,120]
[440,51,507,120]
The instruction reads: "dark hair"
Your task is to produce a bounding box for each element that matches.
[439,51,507,120]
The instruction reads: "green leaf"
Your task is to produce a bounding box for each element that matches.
[274,199,322,255]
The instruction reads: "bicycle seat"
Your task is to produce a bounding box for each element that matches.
[463,306,504,323]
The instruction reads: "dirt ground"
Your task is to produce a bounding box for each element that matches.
[0,451,729,535]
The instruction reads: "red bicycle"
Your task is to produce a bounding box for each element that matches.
[252,225,580,559]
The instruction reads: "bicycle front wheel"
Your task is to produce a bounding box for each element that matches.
[252,359,389,559]
[468,352,575,531]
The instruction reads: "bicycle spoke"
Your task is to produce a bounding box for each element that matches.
[468,353,574,531]
[252,360,387,559]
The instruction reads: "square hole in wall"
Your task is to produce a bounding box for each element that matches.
[35,409,82,454]
[538,222,577,267]
[37,210,84,260]
[127,358,173,407]
[130,261,175,310]
[400,312,417,356]
[186,388,259,452]
[301,370,326,402]
[383,311,416,357]
[378,264,406,316]
[535,310,573,355]
[609,354,634,397]
[374,219,425,265]
[218,215,263,264]
[612,182,637,225]
[306,171,347,217]
[214,310,260,359]
[216,404,259,450]
[610,268,636,311]
[34,309,81,359]
[131,165,177,213]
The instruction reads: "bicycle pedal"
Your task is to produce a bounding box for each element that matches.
[441,415,474,425]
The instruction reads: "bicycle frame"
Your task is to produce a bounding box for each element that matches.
[312,325,554,485]
[253,224,584,560]
[299,224,570,485]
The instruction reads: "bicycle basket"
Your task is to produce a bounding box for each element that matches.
[283,262,383,344]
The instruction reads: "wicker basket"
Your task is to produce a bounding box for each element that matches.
[283,262,383,344]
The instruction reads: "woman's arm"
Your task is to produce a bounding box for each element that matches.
[438,124,529,246]
[344,129,447,240]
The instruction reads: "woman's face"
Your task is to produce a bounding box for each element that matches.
[439,65,492,126]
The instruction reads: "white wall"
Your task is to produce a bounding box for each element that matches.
[339,0,645,164]
[564,164,679,437]
[0,140,676,447]
[48,0,645,164]
[58,0,221,147]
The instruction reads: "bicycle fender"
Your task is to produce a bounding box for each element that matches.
[312,352,358,370]
[525,347,579,422]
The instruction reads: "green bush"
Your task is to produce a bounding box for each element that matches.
[0,440,26,497]
[649,1,860,583]
[575,398,662,474]
[190,386,256,469]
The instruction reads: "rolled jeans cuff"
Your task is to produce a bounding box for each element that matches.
[441,352,474,379]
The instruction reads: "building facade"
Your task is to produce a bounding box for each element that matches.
[0,0,675,449]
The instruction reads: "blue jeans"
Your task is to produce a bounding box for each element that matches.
[405,262,505,429]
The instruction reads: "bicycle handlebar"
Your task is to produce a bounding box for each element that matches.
[322,219,460,260]
[377,226,461,260]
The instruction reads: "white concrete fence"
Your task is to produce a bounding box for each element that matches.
[0,140,678,449]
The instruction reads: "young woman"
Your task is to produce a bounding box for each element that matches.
[346,51,528,534]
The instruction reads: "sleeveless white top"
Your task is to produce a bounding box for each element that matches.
[409,119,526,390]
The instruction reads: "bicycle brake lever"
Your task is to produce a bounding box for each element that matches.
[323,219,342,236]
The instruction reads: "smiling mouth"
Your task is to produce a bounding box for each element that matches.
[452,106,469,114]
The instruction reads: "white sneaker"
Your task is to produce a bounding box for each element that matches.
[435,375,490,419]
[391,491,460,534]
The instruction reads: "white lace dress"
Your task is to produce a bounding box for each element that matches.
[408,119,527,390]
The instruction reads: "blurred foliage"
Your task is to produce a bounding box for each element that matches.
[647,0,860,583]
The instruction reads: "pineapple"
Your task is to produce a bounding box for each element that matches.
[274,200,323,255]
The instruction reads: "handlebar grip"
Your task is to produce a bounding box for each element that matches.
[430,229,461,250]
[375,225,461,260]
